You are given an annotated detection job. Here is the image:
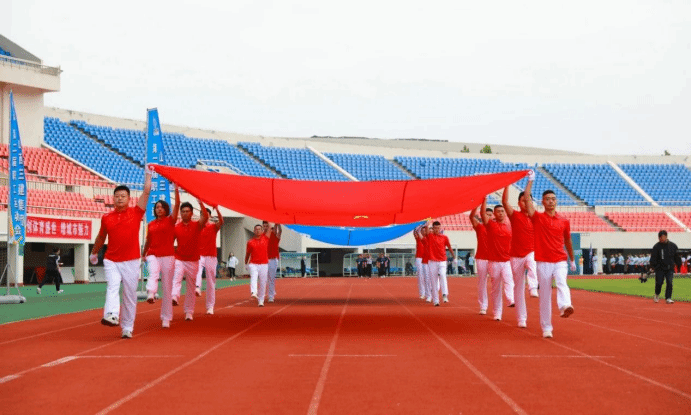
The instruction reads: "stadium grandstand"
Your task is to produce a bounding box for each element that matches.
[0,35,689,286]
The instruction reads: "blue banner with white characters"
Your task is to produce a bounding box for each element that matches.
[145,108,170,222]
[8,91,27,250]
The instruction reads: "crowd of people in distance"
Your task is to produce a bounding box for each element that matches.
[355,253,391,278]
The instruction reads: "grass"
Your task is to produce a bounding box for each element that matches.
[0,278,248,325]
[568,276,691,302]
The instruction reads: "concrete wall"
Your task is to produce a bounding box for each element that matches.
[0,85,46,147]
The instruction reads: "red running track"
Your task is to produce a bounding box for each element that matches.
[0,277,689,414]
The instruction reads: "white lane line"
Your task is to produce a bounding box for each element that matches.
[569,318,690,350]
[41,356,80,367]
[96,281,324,415]
[381,285,528,415]
[220,300,250,309]
[291,354,395,357]
[307,284,352,415]
[575,305,690,328]
[501,355,615,359]
[39,355,185,368]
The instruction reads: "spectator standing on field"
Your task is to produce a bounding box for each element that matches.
[650,230,681,304]
[37,248,63,294]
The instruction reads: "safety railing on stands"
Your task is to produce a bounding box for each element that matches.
[0,55,61,76]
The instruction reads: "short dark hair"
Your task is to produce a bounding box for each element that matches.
[180,202,193,211]
[658,230,668,237]
[542,190,555,198]
[494,205,503,210]
[254,224,263,229]
[518,191,531,202]
[154,200,170,217]
[432,221,441,226]
[206,208,211,214]
[114,185,130,195]
[485,208,493,213]
[262,220,269,225]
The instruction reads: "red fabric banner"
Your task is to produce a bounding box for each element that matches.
[152,165,528,227]
[26,217,92,239]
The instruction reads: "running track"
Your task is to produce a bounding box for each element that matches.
[0,277,689,414]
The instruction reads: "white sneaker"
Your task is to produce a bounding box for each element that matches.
[121,331,133,339]
[666,299,674,304]
[420,295,426,300]
[195,288,202,297]
[36,287,41,294]
[543,331,553,338]
[162,320,170,328]
[57,290,64,294]
[268,298,274,303]
[425,296,432,303]
[251,293,258,300]
[258,302,264,307]
[442,294,449,303]
[433,302,440,307]
[494,316,501,321]
[185,313,193,321]
[530,289,539,298]
[518,321,527,328]
[147,293,155,304]
[479,309,487,315]
[101,313,119,326]
[206,308,214,315]
[653,295,659,303]
[560,305,574,318]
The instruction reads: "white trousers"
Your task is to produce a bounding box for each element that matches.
[172,259,199,314]
[510,252,537,324]
[268,258,278,299]
[248,263,268,304]
[145,255,175,322]
[537,261,572,333]
[476,259,489,311]
[415,258,425,297]
[103,259,140,332]
[195,256,218,310]
[422,263,432,298]
[428,260,448,304]
[489,261,512,319]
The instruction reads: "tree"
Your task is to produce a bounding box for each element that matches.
[664,150,671,156]
[480,145,492,154]
[461,145,470,153]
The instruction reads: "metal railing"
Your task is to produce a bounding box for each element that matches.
[0,55,61,76]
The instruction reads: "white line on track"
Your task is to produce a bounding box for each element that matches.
[380,284,528,415]
[40,355,186,368]
[569,318,690,350]
[575,305,690,328]
[307,284,352,415]
[501,355,615,358]
[291,354,395,357]
[96,280,323,415]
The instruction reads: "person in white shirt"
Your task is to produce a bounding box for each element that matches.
[227,252,239,280]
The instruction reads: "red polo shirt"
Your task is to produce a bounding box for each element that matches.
[198,222,219,258]
[99,206,144,262]
[247,235,269,264]
[532,211,571,263]
[473,223,489,261]
[174,220,203,262]
[426,233,450,262]
[485,220,512,262]
[267,232,280,259]
[509,210,535,258]
[146,216,176,257]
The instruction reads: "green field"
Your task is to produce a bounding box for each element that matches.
[568,276,691,302]
[0,279,248,325]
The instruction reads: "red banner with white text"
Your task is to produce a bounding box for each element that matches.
[26,217,92,240]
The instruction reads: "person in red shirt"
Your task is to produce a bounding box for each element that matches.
[141,184,180,328]
[425,220,455,306]
[264,221,282,303]
[481,197,513,321]
[413,224,428,300]
[525,184,576,339]
[503,171,538,328]
[245,223,273,306]
[171,200,209,321]
[90,167,152,339]
[194,207,224,315]
[470,206,494,314]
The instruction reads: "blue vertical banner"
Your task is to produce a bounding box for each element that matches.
[8,91,27,252]
[145,108,170,222]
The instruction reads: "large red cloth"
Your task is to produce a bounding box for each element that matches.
[152,165,528,227]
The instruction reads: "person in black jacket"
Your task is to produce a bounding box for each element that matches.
[649,230,682,304]
[37,248,63,294]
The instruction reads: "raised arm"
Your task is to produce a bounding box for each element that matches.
[502,186,515,217]
[198,200,209,227]
[481,198,490,225]
[274,223,282,239]
[171,184,180,221]
[214,206,224,229]
[524,170,536,217]
[469,206,481,228]
[264,222,273,238]
[137,166,153,211]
